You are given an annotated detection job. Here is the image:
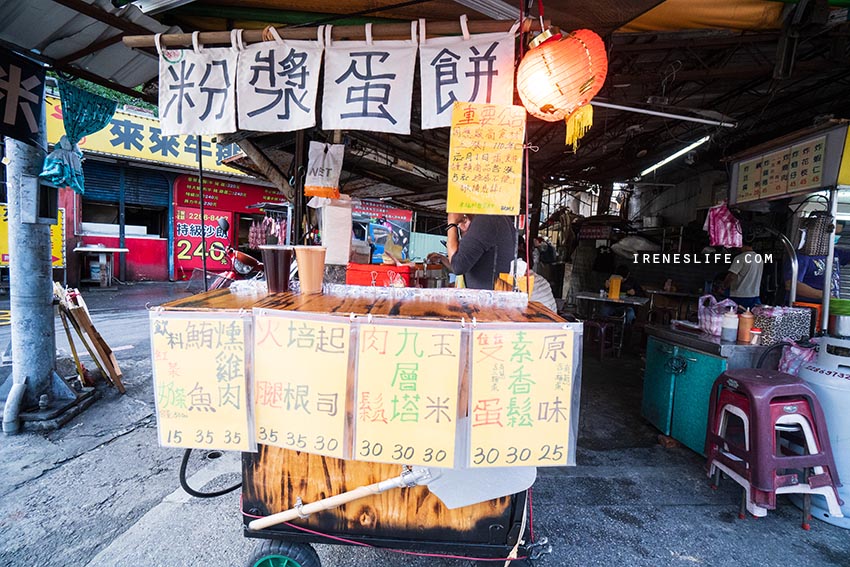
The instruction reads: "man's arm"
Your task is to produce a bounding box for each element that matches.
[723,272,738,291]
[445,212,464,263]
[787,279,823,300]
[449,217,490,275]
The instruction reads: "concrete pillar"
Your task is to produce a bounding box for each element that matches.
[3,116,56,432]
[596,183,614,216]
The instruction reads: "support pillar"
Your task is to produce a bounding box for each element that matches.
[2,110,93,434]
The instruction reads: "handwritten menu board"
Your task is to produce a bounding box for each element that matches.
[469,325,575,467]
[150,312,254,452]
[253,310,351,459]
[759,150,790,198]
[788,136,826,193]
[446,102,526,216]
[736,158,761,203]
[354,322,462,467]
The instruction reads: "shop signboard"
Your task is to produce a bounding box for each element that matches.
[0,205,65,268]
[353,320,462,467]
[253,311,351,459]
[446,102,525,215]
[173,206,232,279]
[149,311,256,452]
[352,200,412,263]
[468,324,576,467]
[45,96,245,177]
[173,174,285,214]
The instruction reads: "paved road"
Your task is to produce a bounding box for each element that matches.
[1,283,849,566]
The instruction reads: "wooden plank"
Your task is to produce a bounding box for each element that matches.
[162,289,564,323]
[60,304,110,383]
[241,447,514,540]
[69,306,126,394]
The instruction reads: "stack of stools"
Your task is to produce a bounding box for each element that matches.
[705,369,844,528]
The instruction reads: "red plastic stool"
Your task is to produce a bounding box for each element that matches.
[705,369,844,524]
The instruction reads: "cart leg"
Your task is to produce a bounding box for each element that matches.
[247,540,321,567]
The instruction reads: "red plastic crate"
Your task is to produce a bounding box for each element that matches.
[346,263,411,287]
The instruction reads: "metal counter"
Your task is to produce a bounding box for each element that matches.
[645,324,779,369]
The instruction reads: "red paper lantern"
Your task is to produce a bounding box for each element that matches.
[517,28,608,122]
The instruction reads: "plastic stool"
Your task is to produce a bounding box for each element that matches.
[584,319,615,361]
[706,369,843,521]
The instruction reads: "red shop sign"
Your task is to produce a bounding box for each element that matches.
[173,206,233,280]
[174,174,286,214]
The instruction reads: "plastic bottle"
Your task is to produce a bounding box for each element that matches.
[721,308,739,342]
[737,308,754,342]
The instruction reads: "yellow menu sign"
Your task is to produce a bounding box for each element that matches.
[253,310,351,459]
[354,322,462,467]
[0,205,65,268]
[469,325,575,467]
[446,102,526,215]
[150,312,254,452]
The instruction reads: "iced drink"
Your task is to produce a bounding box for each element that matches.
[295,246,326,295]
[260,245,294,293]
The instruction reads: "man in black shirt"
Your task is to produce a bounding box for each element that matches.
[429,213,517,290]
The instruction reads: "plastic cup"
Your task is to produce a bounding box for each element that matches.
[259,245,294,293]
[295,246,327,295]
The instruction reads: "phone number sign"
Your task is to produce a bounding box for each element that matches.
[173,206,231,278]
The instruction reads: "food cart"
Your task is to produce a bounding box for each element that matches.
[154,286,581,565]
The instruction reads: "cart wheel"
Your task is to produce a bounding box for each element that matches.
[248,540,321,567]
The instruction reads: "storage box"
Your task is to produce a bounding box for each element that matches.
[752,306,812,346]
[346,263,411,287]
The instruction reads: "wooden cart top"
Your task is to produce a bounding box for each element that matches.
[161,289,564,323]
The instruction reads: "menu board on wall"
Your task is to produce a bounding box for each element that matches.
[150,312,255,452]
[354,321,462,467]
[788,136,826,193]
[468,325,576,467]
[253,311,351,459]
[759,150,791,199]
[736,158,761,203]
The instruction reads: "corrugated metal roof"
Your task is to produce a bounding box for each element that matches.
[0,0,179,89]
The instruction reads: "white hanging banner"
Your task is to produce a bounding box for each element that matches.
[236,27,325,132]
[305,141,345,199]
[156,32,237,136]
[419,17,520,130]
[322,23,418,135]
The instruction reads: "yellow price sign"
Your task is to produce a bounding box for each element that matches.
[150,312,254,452]
[253,310,351,459]
[354,322,461,467]
[446,102,526,215]
[469,325,575,467]
[0,205,65,268]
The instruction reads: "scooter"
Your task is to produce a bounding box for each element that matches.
[208,218,263,290]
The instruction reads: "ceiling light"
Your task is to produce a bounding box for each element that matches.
[640,136,710,177]
[453,0,519,20]
[128,0,197,15]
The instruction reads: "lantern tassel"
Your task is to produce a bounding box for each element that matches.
[565,104,593,152]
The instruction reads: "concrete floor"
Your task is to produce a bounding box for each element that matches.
[1,282,849,567]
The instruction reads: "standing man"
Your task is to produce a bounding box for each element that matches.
[428,213,516,290]
[724,232,764,308]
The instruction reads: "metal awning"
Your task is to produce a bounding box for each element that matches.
[0,0,179,100]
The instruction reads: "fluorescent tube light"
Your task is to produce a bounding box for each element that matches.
[453,0,520,20]
[640,136,710,177]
